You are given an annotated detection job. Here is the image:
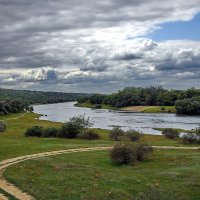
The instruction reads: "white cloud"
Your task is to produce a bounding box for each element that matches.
[0,0,200,92]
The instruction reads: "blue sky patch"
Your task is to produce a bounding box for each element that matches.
[148,12,200,41]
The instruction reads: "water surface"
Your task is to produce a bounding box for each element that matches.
[33,102,200,135]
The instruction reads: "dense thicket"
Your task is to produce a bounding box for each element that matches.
[78,87,200,115]
[0,99,32,115]
[0,88,90,105]
[25,115,100,140]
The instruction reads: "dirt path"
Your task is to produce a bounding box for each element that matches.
[0,146,199,200]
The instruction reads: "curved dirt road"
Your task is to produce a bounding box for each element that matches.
[0,146,199,200]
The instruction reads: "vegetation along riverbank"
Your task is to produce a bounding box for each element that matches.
[77,86,200,115]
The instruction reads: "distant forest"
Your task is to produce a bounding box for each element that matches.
[0,88,90,115]
[77,86,200,115]
[0,88,90,104]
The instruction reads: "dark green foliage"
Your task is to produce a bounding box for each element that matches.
[0,88,90,105]
[136,185,188,200]
[110,142,153,165]
[78,129,100,140]
[126,129,142,142]
[0,99,31,115]
[43,127,58,137]
[58,115,93,139]
[25,126,43,137]
[58,122,80,138]
[175,97,200,115]
[79,86,200,115]
[162,128,180,139]
[0,121,6,132]
[109,127,125,141]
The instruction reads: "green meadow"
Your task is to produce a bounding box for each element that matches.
[0,112,200,199]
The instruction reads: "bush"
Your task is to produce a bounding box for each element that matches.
[43,127,58,137]
[110,142,153,165]
[135,143,153,161]
[109,127,124,141]
[182,133,199,144]
[110,143,136,165]
[58,115,93,139]
[126,129,142,142]
[162,128,180,139]
[0,121,6,132]
[78,129,100,140]
[25,126,43,137]
[58,122,78,138]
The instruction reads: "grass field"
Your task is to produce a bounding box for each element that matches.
[0,112,196,161]
[0,112,200,200]
[0,112,113,161]
[4,149,200,200]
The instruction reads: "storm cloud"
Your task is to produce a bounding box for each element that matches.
[0,0,200,92]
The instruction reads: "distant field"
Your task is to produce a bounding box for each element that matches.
[120,106,176,113]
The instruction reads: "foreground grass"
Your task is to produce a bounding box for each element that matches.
[1,112,200,199]
[4,149,200,200]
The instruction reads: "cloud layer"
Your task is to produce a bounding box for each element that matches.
[0,0,200,92]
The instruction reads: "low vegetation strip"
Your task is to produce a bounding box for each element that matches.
[0,146,199,200]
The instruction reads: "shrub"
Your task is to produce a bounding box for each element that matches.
[109,127,124,141]
[110,142,153,165]
[0,121,6,132]
[135,143,153,161]
[78,129,100,140]
[110,143,136,165]
[58,115,93,139]
[25,126,43,137]
[58,122,78,138]
[182,133,198,144]
[162,128,180,139]
[43,127,58,137]
[126,129,142,142]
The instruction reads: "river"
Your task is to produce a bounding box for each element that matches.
[33,102,200,135]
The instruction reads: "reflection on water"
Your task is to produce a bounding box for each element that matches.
[33,102,200,135]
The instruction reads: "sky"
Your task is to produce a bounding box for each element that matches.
[0,0,200,93]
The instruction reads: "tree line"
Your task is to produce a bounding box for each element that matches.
[77,86,200,115]
[0,88,91,105]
